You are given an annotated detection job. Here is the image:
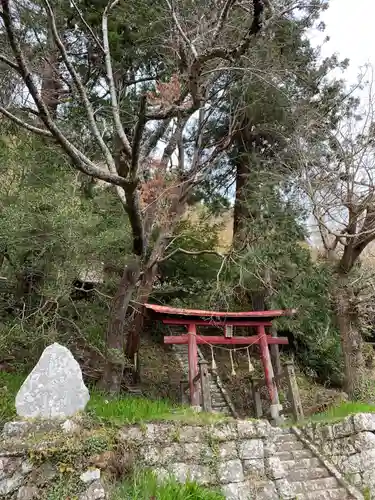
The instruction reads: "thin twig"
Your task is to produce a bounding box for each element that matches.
[159,247,225,263]
[165,0,198,58]
[70,0,105,52]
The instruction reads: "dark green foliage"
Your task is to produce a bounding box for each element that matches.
[0,133,132,366]
[154,211,224,306]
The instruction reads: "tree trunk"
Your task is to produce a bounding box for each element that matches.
[233,158,250,243]
[0,253,4,274]
[334,277,364,399]
[125,267,155,360]
[100,184,189,390]
[125,193,189,361]
[99,260,140,393]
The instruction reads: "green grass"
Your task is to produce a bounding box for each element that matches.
[0,372,224,427]
[111,470,225,500]
[308,401,375,424]
[0,372,24,426]
[87,389,225,425]
[87,391,187,424]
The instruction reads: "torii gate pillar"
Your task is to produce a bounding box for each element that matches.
[187,323,199,406]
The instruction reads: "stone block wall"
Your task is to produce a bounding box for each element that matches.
[118,420,284,500]
[301,413,375,495]
[0,418,288,500]
[2,416,372,500]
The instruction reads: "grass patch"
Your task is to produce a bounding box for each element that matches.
[88,389,225,425]
[0,372,225,427]
[111,470,225,500]
[87,391,184,424]
[307,401,375,424]
[0,372,24,426]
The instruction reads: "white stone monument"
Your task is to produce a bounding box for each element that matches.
[15,343,90,419]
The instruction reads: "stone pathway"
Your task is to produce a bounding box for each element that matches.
[274,429,354,499]
[172,344,234,416]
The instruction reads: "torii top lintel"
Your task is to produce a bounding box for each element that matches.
[144,303,296,325]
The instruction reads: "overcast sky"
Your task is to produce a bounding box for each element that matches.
[311,0,375,85]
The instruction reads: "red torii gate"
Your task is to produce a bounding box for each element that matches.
[144,303,295,408]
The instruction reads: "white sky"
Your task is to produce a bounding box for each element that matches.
[312,0,375,85]
[307,0,375,246]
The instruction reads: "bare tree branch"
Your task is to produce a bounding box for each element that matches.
[102,0,132,159]
[44,0,118,175]
[161,116,189,168]
[158,247,225,263]
[212,0,236,43]
[165,0,198,58]
[1,0,126,186]
[140,119,170,162]
[0,106,52,136]
[131,94,147,178]
[0,52,19,72]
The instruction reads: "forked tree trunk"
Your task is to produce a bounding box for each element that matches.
[100,191,189,391]
[334,277,364,399]
[99,261,140,393]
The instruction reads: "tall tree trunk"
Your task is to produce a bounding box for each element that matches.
[0,253,4,274]
[125,193,189,361]
[233,158,251,243]
[334,276,364,399]
[125,268,154,357]
[99,261,140,393]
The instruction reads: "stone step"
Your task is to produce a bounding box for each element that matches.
[274,440,305,452]
[293,477,339,495]
[275,449,315,461]
[277,428,293,434]
[297,488,351,500]
[287,467,331,482]
[282,458,321,471]
[172,348,232,416]
[275,433,300,444]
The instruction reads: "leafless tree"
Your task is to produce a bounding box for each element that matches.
[302,68,375,397]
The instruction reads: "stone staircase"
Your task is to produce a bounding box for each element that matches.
[172,344,234,416]
[274,429,354,499]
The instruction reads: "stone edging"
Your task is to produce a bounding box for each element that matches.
[291,426,364,500]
